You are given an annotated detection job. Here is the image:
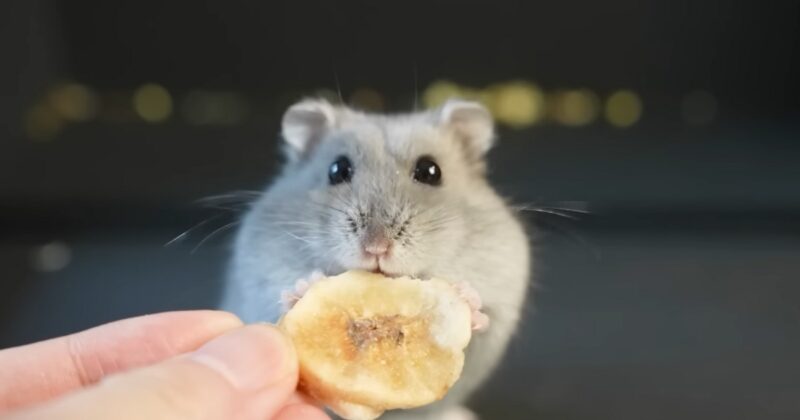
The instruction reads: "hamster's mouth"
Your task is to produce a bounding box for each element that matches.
[353,260,410,279]
[371,267,404,278]
[367,262,399,278]
[336,257,422,279]
[331,265,427,281]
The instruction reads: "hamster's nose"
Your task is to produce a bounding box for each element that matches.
[364,240,391,257]
[362,231,393,258]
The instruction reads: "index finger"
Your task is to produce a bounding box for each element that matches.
[0,310,242,413]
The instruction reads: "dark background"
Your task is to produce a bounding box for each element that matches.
[1,1,799,419]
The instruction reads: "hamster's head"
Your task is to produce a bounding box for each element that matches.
[257,98,498,278]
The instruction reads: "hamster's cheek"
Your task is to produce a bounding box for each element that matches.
[383,247,430,277]
[329,243,369,271]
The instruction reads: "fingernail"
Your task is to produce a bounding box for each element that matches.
[190,324,296,391]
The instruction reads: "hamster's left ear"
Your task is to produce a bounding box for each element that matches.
[281,98,337,161]
[437,99,495,161]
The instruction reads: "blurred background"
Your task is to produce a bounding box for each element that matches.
[1,0,799,418]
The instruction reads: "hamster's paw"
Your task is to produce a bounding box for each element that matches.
[280,270,325,312]
[441,405,479,420]
[452,281,490,332]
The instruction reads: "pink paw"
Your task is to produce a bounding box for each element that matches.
[280,270,325,312]
[453,281,490,332]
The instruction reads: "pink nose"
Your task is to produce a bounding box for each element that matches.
[363,236,392,257]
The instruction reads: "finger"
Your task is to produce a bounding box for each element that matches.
[273,389,329,419]
[0,310,242,413]
[272,403,330,420]
[284,390,325,408]
[6,324,298,420]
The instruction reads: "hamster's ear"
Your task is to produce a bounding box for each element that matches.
[281,99,336,161]
[438,99,495,160]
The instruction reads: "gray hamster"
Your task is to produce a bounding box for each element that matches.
[220,98,531,419]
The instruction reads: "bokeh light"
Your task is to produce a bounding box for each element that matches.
[47,82,98,122]
[485,81,545,128]
[605,90,642,127]
[349,87,385,111]
[98,91,137,122]
[24,103,63,141]
[681,90,717,125]
[549,89,600,126]
[30,241,72,272]
[422,80,463,108]
[133,83,173,123]
[314,88,341,103]
[181,90,249,125]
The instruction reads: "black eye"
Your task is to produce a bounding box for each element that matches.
[329,156,353,185]
[413,156,442,186]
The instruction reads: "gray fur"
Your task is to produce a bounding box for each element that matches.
[220,99,531,419]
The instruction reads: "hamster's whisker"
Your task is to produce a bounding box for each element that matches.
[411,208,441,222]
[330,188,359,212]
[197,190,262,201]
[527,214,601,260]
[281,230,326,246]
[414,213,458,226]
[412,62,419,111]
[308,199,350,216]
[414,209,458,224]
[270,221,323,228]
[285,231,328,241]
[332,64,344,103]
[191,221,241,253]
[294,242,320,253]
[513,204,592,221]
[518,208,580,220]
[165,214,226,247]
[512,201,591,216]
[332,198,357,217]
[196,190,263,211]
[542,206,590,214]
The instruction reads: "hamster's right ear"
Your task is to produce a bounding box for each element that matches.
[281,99,337,161]
[437,99,495,162]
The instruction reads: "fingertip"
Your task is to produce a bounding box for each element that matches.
[273,403,330,420]
[246,324,297,371]
[206,311,245,337]
[176,310,244,330]
[135,310,244,340]
[285,390,325,408]
[189,324,297,392]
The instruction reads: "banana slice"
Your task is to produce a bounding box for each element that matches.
[279,270,473,420]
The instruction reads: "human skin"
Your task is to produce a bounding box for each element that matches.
[0,310,328,420]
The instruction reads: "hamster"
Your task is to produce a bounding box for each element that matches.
[220,98,531,419]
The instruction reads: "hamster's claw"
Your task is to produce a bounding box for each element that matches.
[453,281,490,332]
[280,270,325,312]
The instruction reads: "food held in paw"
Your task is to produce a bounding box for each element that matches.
[279,270,474,420]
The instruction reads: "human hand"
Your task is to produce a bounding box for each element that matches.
[0,311,328,420]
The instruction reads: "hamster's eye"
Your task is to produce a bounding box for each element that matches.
[413,156,442,186]
[329,156,354,185]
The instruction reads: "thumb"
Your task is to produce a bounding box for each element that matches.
[7,325,300,420]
